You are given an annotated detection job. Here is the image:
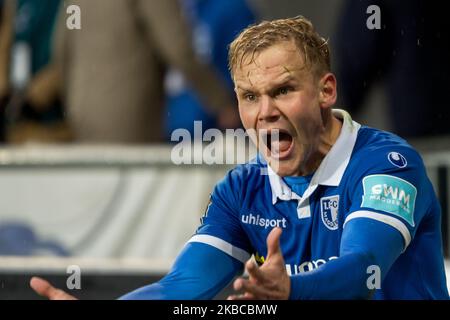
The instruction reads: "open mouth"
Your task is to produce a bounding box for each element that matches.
[262,129,294,159]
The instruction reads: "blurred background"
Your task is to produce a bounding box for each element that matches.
[0,0,449,299]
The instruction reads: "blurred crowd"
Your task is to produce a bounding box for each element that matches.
[0,0,448,145]
[0,0,254,144]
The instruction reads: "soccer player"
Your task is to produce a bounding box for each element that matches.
[30,16,449,300]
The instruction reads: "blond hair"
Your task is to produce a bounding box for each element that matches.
[228,16,330,79]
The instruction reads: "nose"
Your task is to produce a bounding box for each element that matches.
[258,96,280,123]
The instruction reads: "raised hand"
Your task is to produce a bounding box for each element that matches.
[227,227,290,300]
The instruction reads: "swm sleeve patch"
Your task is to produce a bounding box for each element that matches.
[361,174,417,227]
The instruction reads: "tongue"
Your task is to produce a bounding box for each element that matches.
[271,138,291,154]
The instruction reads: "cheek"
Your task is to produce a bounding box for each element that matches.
[238,105,257,129]
[283,97,312,123]
[287,98,322,137]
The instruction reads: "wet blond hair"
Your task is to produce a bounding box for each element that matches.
[228,16,330,79]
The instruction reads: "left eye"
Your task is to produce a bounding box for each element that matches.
[277,87,291,95]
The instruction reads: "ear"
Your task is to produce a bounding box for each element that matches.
[318,73,337,109]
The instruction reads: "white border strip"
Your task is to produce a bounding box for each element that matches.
[188,235,251,263]
[344,210,412,251]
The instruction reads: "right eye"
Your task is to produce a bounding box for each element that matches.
[244,93,257,102]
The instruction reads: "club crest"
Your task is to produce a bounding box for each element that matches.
[320,195,339,230]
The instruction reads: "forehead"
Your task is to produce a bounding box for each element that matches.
[233,41,307,88]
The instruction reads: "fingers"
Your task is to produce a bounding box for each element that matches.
[229,228,286,300]
[266,227,282,260]
[227,292,255,300]
[30,277,77,300]
[232,277,269,300]
[30,277,55,297]
[244,259,266,283]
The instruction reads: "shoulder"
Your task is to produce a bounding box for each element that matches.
[348,126,425,177]
[343,126,435,214]
[213,155,267,200]
[217,155,267,188]
[207,156,268,217]
[341,127,438,233]
[343,126,434,205]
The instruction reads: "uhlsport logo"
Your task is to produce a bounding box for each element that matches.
[388,152,407,168]
[362,174,417,226]
[320,195,339,230]
[241,213,287,229]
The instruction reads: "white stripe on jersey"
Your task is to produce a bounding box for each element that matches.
[188,234,251,263]
[344,210,412,252]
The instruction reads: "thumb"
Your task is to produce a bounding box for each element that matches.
[266,227,283,260]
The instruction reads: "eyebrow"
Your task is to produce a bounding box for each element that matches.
[235,75,296,92]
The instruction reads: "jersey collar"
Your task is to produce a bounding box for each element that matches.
[268,109,361,205]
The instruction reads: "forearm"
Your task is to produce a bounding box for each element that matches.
[119,242,243,300]
[289,218,404,300]
[289,251,375,300]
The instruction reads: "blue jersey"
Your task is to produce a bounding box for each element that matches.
[190,110,449,299]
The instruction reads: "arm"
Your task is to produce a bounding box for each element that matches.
[121,167,251,299]
[31,168,249,300]
[120,242,243,300]
[289,218,404,299]
[30,242,243,300]
[229,218,404,300]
